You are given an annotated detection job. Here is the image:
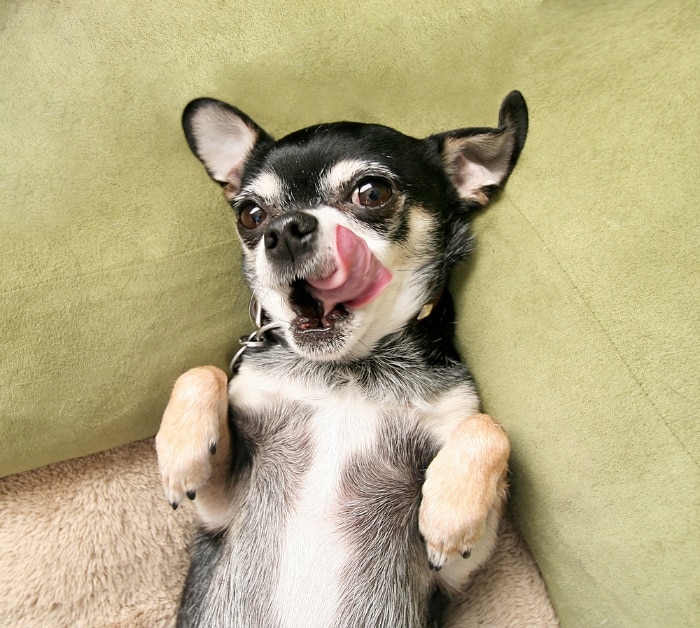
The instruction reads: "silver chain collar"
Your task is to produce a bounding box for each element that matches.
[229,297,283,374]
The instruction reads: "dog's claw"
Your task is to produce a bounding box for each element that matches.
[209,442,217,455]
[462,549,471,559]
[170,500,179,510]
[427,549,447,572]
[186,489,197,500]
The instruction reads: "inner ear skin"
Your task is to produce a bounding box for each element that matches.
[420,92,528,210]
[182,98,276,194]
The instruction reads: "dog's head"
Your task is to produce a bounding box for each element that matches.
[182,93,527,362]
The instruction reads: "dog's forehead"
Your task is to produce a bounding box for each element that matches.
[243,123,426,205]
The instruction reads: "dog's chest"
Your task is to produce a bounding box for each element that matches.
[226,364,438,627]
[272,396,382,627]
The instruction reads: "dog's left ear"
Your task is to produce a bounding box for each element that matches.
[433,91,528,208]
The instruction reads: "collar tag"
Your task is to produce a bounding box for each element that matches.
[416,285,445,321]
[416,302,434,320]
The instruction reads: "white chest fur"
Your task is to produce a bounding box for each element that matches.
[274,389,383,627]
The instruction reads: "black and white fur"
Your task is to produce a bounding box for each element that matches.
[156,92,528,627]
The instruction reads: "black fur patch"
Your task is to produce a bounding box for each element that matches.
[177,531,226,628]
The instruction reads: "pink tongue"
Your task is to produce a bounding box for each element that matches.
[306,225,392,316]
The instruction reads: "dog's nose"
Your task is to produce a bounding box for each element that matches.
[264,212,318,263]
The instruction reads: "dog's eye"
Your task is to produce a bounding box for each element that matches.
[351,178,393,208]
[239,203,268,230]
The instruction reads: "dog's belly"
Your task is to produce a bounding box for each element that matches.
[184,378,443,627]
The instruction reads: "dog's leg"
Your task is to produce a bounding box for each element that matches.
[155,365,234,528]
[418,413,510,571]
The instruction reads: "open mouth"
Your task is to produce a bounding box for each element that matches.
[289,280,350,332]
[286,225,392,338]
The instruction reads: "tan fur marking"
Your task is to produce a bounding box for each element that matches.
[419,413,510,569]
[155,366,232,525]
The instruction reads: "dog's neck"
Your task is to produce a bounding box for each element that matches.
[237,290,467,402]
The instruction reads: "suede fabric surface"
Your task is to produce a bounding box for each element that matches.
[1,1,697,626]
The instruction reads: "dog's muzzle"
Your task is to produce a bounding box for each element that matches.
[261,212,392,339]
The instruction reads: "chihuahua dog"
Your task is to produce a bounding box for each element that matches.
[156,91,527,627]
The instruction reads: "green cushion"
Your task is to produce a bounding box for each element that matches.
[453,4,699,625]
[1,0,697,625]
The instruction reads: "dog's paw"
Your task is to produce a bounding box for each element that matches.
[155,366,228,509]
[418,467,494,571]
[418,416,509,571]
[156,428,218,510]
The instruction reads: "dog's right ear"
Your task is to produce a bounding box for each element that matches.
[432,91,528,209]
[182,98,273,195]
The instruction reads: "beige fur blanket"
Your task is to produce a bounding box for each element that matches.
[0,440,558,627]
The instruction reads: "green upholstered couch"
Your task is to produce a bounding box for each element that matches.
[1,1,697,625]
